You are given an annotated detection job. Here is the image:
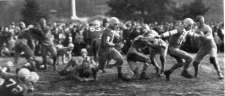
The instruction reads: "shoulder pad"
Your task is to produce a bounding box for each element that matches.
[204,25,212,31]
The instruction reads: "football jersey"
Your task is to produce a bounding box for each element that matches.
[86,26,103,43]
[0,77,26,96]
[100,29,114,49]
[196,24,216,48]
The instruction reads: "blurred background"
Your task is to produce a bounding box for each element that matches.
[0,0,223,25]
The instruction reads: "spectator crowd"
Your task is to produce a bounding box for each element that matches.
[0,18,224,57]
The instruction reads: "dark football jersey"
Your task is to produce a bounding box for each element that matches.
[0,77,27,96]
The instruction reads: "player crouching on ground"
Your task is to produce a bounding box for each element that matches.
[0,67,39,96]
[56,37,74,65]
[127,36,152,80]
[58,48,98,82]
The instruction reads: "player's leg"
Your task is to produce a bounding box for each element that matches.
[127,61,139,79]
[98,49,108,72]
[14,42,23,64]
[26,57,36,71]
[180,52,193,78]
[160,45,168,74]
[150,53,160,75]
[159,48,167,75]
[14,48,21,65]
[192,47,208,78]
[164,56,184,81]
[41,46,49,70]
[110,48,130,81]
[127,52,141,79]
[209,47,224,79]
[169,48,193,78]
[127,51,150,79]
[165,48,193,80]
[46,45,57,71]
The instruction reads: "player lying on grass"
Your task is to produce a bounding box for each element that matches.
[58,48,98,82]
[56,37,74,65]
[0,67,39,96]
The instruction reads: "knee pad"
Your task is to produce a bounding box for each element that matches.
[210,57,216,64]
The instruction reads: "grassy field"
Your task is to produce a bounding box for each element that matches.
[0,53,224,96]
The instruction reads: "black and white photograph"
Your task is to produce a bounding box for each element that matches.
[0,0,224,96]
